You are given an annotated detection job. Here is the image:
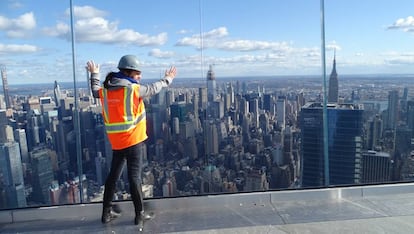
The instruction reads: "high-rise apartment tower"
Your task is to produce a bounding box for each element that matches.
[1,66,11,109]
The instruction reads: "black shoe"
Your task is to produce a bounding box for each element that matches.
[134,216,144,231]
[101,207,121,224]
[134,211,155,231]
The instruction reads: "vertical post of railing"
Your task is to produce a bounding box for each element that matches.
[199,0,211,194]
[320,0,330,186]
[69,0,83,202]
[199,0,204,79]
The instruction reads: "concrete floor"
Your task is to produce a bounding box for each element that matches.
[1,183,414,233]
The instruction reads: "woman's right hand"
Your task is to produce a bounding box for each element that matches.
[165,66,177,79]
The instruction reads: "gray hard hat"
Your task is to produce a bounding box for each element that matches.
[117,55,140,71]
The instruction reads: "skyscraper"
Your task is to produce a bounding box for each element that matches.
[263,94,274,112]
[227,82,235,106]
[0,142,26,208]
[1,66,11,109]
[204,120,219,156]
[407,100,414,133]
[210,100,224,119]
[170,102,189,122]
[300,103,363,187]
[277,97,286,129]
[259,113,270,134]
[386,90,399,130]
[31,148,54,205]
[192,93,201,132]
[198,87,208,110]
[245,168,269,192]
[95,152,106,186]
[14,129,29,163]
[249,98,259,128]
[206,64,216,102]
[361,151,392,183]
[366,115,382,150]
[53,80,62,107]
[147,105,167,144]
[327,54,338,103]
[0,109,13,143]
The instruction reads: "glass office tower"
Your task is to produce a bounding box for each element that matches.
[0,142,26,209]
[300,102,363,187]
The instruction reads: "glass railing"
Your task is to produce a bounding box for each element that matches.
[1,0,413,210]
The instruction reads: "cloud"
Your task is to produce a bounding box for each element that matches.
[176,26,296,53]
[176,27,229,48]
[8,0,24,9]
[387,16,414,32]
[0,43,39,54]
[44,5,168,46]
[218,40,290,52]
[175,36,200,47]
[177,29,191,34]
[42,22,69,37]
[203,27,228,38]
[74,17,168,46]
[65,5,107,19]
[383,51,414,65]
[173,26,326,73]
[326,42,341,52]
[385,57,414,65]
[303,50,320,58]
[148,48,175,59]
[0,12,36,38]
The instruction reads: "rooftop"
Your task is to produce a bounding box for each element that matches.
[1,182,414,233]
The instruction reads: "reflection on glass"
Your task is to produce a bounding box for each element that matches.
[0,0,413,210]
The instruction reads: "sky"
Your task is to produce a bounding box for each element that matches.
[0,0,414,85]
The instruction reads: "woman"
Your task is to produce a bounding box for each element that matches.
[87,55,176,230]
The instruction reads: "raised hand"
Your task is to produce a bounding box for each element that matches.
[86,60,100,73]
[165,66,177,79]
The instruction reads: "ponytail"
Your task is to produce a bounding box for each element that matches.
[103,72,115,89]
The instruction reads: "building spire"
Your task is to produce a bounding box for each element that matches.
[332,49,337,76]
[327,50,339,103]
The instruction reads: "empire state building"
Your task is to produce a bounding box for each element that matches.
[328,54,338,103]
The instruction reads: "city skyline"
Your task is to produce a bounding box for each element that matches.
[0,0,413,84]
[1,62,414,210]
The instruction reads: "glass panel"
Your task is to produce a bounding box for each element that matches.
[0,0,321,210]
[0,0,319,210]
[158,0,320,196]
[319,0,414,187]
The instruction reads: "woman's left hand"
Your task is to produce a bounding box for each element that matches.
[165,66,177,79]
[86,60,100,73]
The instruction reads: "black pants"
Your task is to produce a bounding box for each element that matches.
[103,143,144,214]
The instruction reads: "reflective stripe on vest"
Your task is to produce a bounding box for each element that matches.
[100,86,145,133]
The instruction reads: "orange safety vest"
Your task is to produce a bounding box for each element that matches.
[99,84,147,150]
